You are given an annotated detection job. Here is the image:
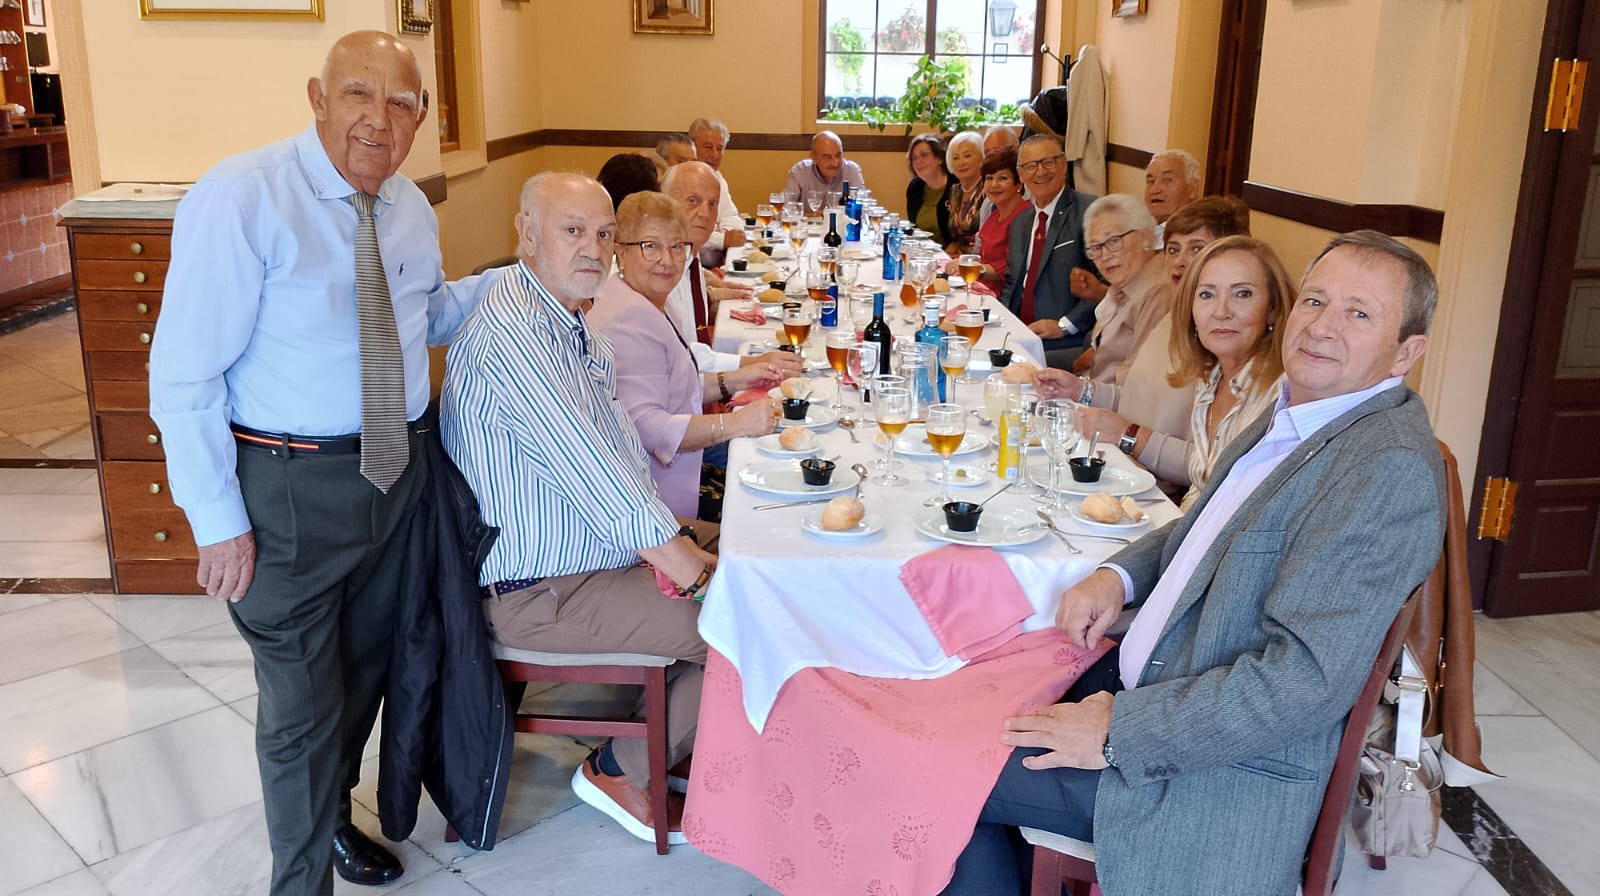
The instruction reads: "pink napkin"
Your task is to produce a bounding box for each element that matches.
[899,544,1033,660]
[729,306,767,325]
[969,280,997,298]
[727,387,770,408]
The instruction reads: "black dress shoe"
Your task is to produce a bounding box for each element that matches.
[332,820,404,886]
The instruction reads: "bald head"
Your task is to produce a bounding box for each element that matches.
[662,161,721,250]
[308,30,426,195]
[515,172,616,310]
[811,131,845,182]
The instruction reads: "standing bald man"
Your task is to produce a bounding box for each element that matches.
[150,31,494,894]
[782,130,866,200]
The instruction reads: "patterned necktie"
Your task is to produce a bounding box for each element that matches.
[350,192,409,492]
[1019,209,1049,324]
[688,258,713,346]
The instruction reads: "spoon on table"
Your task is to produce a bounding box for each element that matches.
[839,417,860,443]
[851,463,869,498]
[976,480,1016,508]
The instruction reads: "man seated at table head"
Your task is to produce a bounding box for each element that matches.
[1145,148,1202,236]
[655,133,695,168]
[783,130,866,201]
[687,116,745,233]
[440,171,718,846]
[1000,134,1101,365]
[942,230,1446,896]
[661,161,804,380]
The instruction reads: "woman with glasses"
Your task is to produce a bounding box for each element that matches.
[1075,194,1169,385]
[904,133,953,244]
[590,192,780,518]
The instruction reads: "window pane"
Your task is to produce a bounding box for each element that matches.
[876,1,928,54]
[874,53,923,103]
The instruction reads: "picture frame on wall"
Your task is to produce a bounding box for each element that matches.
[138,0,324,20]
[1111,0,1148,16]
[24,0,45,27]
[633,0,714,36]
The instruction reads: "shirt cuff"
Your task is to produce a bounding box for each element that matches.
[1099,563,1137,606]
[1061,317,1080,336]
[186,494,255,548]
[693,342,742,373]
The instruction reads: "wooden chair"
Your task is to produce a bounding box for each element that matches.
[1022,595,1421,896]
[444,643,675,855]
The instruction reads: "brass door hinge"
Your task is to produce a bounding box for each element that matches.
[1544,59,1588,132]
[1476,477,1518,540]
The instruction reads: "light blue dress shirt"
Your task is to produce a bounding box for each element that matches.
[149,127,497,545]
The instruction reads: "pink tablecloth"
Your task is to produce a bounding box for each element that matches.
[684,630,1112,895]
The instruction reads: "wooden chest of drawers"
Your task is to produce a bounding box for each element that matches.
[63,216,202,594]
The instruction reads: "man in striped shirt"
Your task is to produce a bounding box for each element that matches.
[440,172,717,845]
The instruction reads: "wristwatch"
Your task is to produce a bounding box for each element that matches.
[1117,422,1140,455]
[1102,735,1117,768]
[1056,315,1072,334]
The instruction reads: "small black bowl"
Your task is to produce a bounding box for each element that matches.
[1068,457,1107,483]
[782,398,811,420]
[988,348,1014,368]
[943,500,984,533]
[799,458,836,486]
[730,258,748,272]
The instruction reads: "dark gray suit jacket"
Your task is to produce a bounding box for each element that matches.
[998,189,1096,350]
[1093,384,1445,895]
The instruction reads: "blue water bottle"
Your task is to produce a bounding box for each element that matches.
[844,183,862,243]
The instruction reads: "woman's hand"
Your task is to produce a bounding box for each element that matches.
[723,361,786,392]
[1079,405,1131,444]
[1034,368,1079,400]
[729,399,779,437]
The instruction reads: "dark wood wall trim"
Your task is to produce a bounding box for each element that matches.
[417,172,448,206]
[486,128,916,163]
[1107,143,1444,244]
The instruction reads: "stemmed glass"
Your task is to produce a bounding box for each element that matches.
[815,246,839,283]
[806,268,830,303]
[782,306,813,351]
[756,203,775,229]
[939,335,971,391]
[826,331,855,398]
[1033,399,1080,513]
[846,342,880,406]
[836,259,860,330]
[924,403,968,506]
[872,385,912,487]
[957,253,983,303]
[805,189,824,221]
[904,254,938,324]
[781,202,803,253]
[1006,393,1041,495]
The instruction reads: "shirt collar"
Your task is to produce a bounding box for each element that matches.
[293,126,400,206]
[1033,191,1062,220]
[1271,375,1405,442]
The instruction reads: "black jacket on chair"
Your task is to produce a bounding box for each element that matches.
[378,408,509,849]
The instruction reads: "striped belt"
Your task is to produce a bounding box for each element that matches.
[231,420,426,457]
[481,577,544,600]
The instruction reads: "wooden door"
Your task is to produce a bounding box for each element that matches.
[1474,0,1600,617]
[1205,0,1267,195]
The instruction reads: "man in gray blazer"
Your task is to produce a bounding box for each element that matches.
[944,230,1446,895]
[1000,135,1100,362]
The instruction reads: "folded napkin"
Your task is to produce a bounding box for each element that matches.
[969,280,997,298]
[899,544,1033,660]
[726,387,769,408]
[728,306,768,326]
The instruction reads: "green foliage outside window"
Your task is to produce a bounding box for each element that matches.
[823,55,1019,135]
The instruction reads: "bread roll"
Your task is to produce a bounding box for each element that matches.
[931,277,951,294]
[1081,493,1125,524]
[780,377,812,400]
[779,427,816,451]
[747,249,771,263]
[1119,497,1147,523]
[760,271,782,283]
[757,287,786,303]
[1000,360,1039,384]
[820,496,866,531]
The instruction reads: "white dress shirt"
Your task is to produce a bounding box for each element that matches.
[665,257,742,373]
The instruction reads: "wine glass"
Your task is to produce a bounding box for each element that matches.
[872,385,912,487]
[1007,393,1041,495]
[756,203,775,229]
[846,341,880,400]
[904,254,938,324]
[815,246,839,281]
[805,189,824,221]
[924,403,968,506]
[806,268,830,303]
[782,306,813,350]
[940,335,972,392]
[826,331,855,394]
[957,253,983,302]
[1033,399,1080,512]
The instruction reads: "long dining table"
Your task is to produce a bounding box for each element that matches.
[682,251,1181,893]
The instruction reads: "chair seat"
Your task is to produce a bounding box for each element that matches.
[491,642,673,668]
[1019,827,1097,862]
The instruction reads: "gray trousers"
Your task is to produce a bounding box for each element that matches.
[229,430,426,896]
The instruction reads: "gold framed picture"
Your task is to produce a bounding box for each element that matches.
[138,0,323,19]
[398,0,433,35]
[633,0,714,36]
[1111,0,1148,16]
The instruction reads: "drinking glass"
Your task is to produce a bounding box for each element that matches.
[868,373,904,468]
[815,246,839,281]
[957,253,983,302]
[836,258,859,289]
[846,342,880,397]
[924,403,968,505]
[982,375,1021,425]
[805,189,824,221]
[1033,399,1080,512]
[1006,393,1042,495]
[782,306,813,349]
[940,335,972,391]
[904,254,939,324]
[806,268,830,302]
[872,385,913,487]
[769,191,787,208]
[756,203,775,228]
[826,331,855,394]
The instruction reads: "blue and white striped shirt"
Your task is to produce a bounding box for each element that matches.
[440,262,681,585]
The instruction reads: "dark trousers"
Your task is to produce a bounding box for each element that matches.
[943,648,1124,896]
[229,431,427,896]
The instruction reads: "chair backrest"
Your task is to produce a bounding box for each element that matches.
[471,255,518,276]
[1301,593,1421,895]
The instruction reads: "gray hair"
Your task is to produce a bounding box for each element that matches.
[1019,133,1062,156]
[983,125,1019,147]
[660,160,718,198]
[1083,193,1158,248]
[1304,230,1439,340]
[655,133,693,160]
[1150,149,1202,185]
[688,117,730,144]
[519,171,602,235]
[945,131,985,171]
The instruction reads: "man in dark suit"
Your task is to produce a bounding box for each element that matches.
[945,230,1447,895]
[999,135,1101,365]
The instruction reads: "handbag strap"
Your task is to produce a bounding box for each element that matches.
[1393,645,1427,765]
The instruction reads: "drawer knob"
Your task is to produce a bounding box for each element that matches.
[148,482,162,494]
[138,332,152,345]
[130,241,143,255]
[135,302,149,315]
[153,531,169,543]
[133,271,147,284]
[146,433,160,444]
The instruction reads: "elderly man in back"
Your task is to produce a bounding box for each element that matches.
[688,116,744,233]
[983,125,1019,156]
[1145,148,1202,237]
[944,230,1446,895]
[442,172,720,846]
[783,130,866,200]
[656,133,695,168]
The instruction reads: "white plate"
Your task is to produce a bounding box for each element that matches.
[776,405,838,429]
[873,425,989,457]
[1030,461,1158,496]
[913,507,1048,548]
[754,433,822,457]
[738,459,860,498]
[928,464,991,487]
[801,509,886,541]
[1066,500,1151,531]
[767,385,826,403]
[726,267,770,278]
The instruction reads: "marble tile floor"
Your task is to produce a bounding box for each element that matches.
[0,592,1595,896]
[0,311,94,462]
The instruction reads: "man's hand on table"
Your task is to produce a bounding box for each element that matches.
[739,350,805,378]
[1003,691,1113,770]
[198,531,256,603]
[1029,319,1066,341]
[1055,567,1126,649]
[709,285,752,303]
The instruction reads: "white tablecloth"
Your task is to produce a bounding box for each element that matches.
[698,406,1180,732]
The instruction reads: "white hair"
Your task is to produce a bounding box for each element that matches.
[687,117,730,144]
[660,160,718,198]
[1150,149,1202,185]
[1084,193,1158,249]
[945,131,985,170]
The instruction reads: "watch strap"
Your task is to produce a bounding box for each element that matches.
[1118,422,1140,454]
